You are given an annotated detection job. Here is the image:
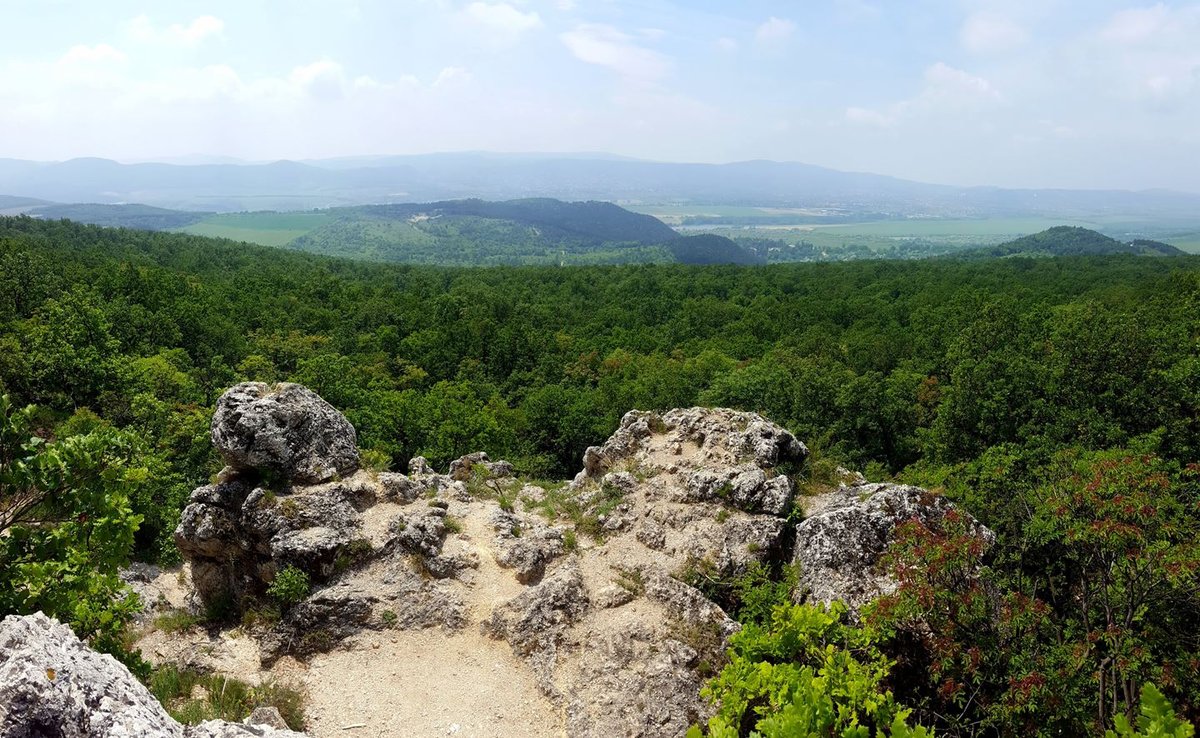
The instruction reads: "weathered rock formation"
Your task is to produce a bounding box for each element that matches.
[0,612,306,738]
[169,386,992,737]
[210,382,359,485]
[793,482,996,610]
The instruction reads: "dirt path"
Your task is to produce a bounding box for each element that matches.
[298,506,563,737]
[298,627,561,737]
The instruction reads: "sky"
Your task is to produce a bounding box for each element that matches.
[1,0,1199,191]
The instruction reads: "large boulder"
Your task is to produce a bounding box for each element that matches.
[174,475,375,611]
[211,383,359,485]
[792,482,995,610]
[0,612,307,738]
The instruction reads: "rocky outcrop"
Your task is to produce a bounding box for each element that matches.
[174,475,377,611]
[465,408,805,736]
[211,382,359,485]
[168,387,992,738]
[792,482,995,610]
[0,612,306,738]
[447,451,516,482]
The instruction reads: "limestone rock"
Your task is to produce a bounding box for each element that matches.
[407,456,435,476]
[211,382,359,485]
[175,477,371,610]
[482,562,588,658]
[489,508,565,585]
[792,482,995,610]
[683,466,793,515]
[448,451,516,482]
[565,629,709,737]
[245,707,289,729]
[0,612,306,738]
[169,398,924,737]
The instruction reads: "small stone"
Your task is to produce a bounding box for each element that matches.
[246,706,289,729]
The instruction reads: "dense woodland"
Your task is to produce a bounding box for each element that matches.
[2,215,1199,735]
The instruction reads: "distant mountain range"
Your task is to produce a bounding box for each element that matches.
[2,153,1200,220]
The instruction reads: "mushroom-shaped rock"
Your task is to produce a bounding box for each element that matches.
[792,482,994,611]
[211,382,359,485]
[0,612,307,737]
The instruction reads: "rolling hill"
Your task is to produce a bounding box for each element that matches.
[287,198,682,265]
[666,234,763,265]
[970,226,1186,257]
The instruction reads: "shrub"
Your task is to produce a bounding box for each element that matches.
[266,566,310,606]
[692,601,930,737]
[359,447,391,473]
[1106,684,1194,738]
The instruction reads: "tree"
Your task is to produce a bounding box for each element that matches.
[1026,451,1200,728]
[0,395,145,659]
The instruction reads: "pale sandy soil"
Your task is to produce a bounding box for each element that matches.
[137,503,565,738]
[296,509,563,737]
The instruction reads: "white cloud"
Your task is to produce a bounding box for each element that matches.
[921,61,1001,104]
[716,37,738,52]
[290,60,347,100]
[560,24,671,83]
[961,13,1028,54]
[60,44,127,65]
[461,2,543,35]
[845,62,1001,127]
[1099,4,1169,44]
[127,15,225,47]
[433,65,472,87]
[1079,4,1200,109]
[755,17,795,43]
[844,106,894,127]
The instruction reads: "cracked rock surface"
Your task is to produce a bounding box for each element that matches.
[0,612,307,738]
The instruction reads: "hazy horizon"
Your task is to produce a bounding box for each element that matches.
[3,1,1199,192]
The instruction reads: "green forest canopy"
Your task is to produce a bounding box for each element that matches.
[1,215,1199,734]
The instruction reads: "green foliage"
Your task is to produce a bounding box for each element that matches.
[976,226,1185,258]
[148,664,306,730]
[266,566,310,606]
[288,198,680,266]
[1107,684,1195,738]
[154,608,204,633]
[696,601,929,737]
[873,452,1200,735]
[0,394,145,660]
[358,447,392,473]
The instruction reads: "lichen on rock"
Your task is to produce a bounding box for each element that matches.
[0,612,307,738]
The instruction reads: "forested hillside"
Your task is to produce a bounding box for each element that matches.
[971,225,1187,257]
[2,215,1199,734]
[288,198,680,265]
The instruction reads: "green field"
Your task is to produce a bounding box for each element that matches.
[177,211,333,247]
[661,217,1200,255]
[174,208,1200,256]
